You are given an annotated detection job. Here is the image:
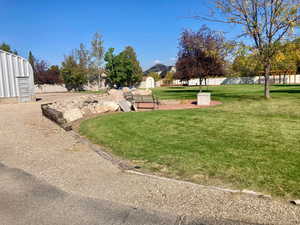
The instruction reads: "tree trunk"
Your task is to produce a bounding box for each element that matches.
[98,74,101,91]
[199,77,203,92]
[264,63,271,99]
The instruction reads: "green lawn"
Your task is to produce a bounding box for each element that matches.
[80,84,300,198]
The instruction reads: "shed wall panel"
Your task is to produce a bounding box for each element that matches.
[0,50,34,100]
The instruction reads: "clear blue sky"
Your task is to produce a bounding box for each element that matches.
[0,0,240,70]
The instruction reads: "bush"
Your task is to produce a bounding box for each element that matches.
[61,67,87,91]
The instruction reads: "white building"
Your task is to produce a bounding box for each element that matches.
[0,50,35,103]
[139,76,155,89]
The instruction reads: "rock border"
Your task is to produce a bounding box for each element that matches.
[41,103,72,131]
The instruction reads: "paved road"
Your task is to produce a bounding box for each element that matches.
[0,162,175,225]
[0,162,260,225]
[0,93,299,225]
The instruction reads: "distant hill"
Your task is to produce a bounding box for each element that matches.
[144,64,176,78]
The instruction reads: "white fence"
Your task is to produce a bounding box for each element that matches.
[172,75,300,86]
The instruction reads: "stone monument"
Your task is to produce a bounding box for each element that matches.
[197,92,211,106]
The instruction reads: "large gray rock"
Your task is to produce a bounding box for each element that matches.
[108,89,125,101]
[118,100,132,112]
[63,108,83,122]
[94,101,120,114]
[103,101,120,111]
[47,94,121,123]
[131,89,152,96]
[122,87,131,92]
[291,200,300,205]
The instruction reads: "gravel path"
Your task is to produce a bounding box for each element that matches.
[0,93,299,225]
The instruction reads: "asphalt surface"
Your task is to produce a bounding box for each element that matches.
[0,162,261,225]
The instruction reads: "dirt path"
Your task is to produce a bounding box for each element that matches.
[0,93,299,225]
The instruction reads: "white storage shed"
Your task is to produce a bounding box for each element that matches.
[0,50,35,103]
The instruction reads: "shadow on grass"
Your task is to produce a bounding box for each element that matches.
[162,89,262,101]
[165,86,191,89]
[164,89,200,93]
[213,94,263,101]
[271,89,300,94]
[272,84,300,87]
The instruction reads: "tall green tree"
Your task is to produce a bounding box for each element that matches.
[104,48,118,87]
[120,46,143,86]
[104,46,143,88]
[199,0,300,98]
[28,51,37,84]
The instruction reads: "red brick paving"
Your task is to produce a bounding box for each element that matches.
[137,100,222,111]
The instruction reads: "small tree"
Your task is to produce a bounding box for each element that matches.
[35,60,48,85]
[164,72,174,85]
[148,72,161,82]
[199,0,300,98]
[104,48,119,87]
[28,51,37,84]
[61,32,105,91]
[123,46,143,86]
[90,32,105,89]
[0,42,18,54]
[47,65,62,84]
[34,60,62,85]
[61,55,87,91]
[67,32,106,89]
[175,26,226,90]
[76,43,89,69]
[231,44,262,76]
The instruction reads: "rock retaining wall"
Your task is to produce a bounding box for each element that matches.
[41,88,152,130]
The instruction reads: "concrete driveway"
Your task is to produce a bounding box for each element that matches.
[0,93,299,225]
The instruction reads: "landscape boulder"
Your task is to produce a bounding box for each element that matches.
[63,108,83,123]
[118,100,132,112]
[45,94,122,123]
[108,89,125,101]
[42,89,144,130]
[94,101,120,113]
[122,87,131,92]
[131,89,152,96]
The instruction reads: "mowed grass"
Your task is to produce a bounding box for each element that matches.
[80,84,300,198]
